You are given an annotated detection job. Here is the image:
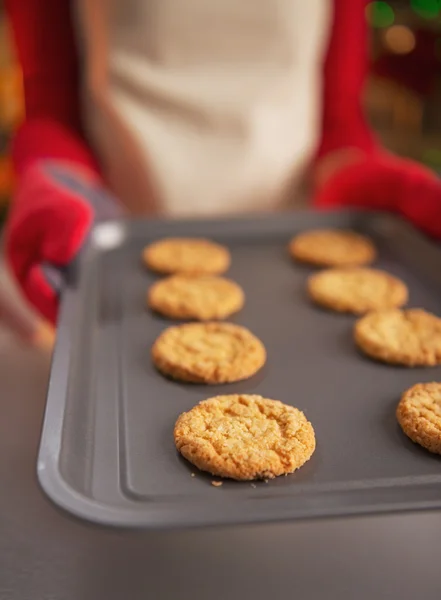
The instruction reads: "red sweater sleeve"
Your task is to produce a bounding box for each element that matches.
[317,0,377,160]
[5,0,100,177]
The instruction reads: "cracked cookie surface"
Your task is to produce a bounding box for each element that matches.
[174,394,316,480]
[397,383,441,454]
[152,322,266,383]
[355,309,441,366]
[308,268,408,314]
[147,275,244,321]
[290,229,376,267]
[143,238,230,275]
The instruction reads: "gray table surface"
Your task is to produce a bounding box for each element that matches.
[1,331,441,600]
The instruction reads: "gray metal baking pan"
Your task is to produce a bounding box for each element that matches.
[37,210,441,529]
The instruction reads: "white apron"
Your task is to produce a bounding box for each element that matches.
[75,0,332,217]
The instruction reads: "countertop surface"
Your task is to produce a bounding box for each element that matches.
[1,328,441,600]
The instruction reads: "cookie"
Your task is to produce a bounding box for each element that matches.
[289,229,376,267]
[174,394,316,480]
[355,308,441,366]
[396,383,441,454]
[143,238,230,275]
[147,275,244,321]
[308,268,408,314]
[152,322,266,383]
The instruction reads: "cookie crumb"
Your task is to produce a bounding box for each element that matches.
[251,483,257,489]
[191,473,195,477]
[211,481,223,487]
[264,479,269,484]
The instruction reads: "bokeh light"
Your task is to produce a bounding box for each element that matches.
[384,25,416,54]
[410,0,441,20]
[366,2,395,28]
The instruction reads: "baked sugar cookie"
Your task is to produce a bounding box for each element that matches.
[152,322,266,384]
[397,383,441,454]
[290,229,376,267]
[143,238,230,275]
[148,275,244,321]
[174,394,316,480]
[308,268,408,314]
[355,309,441,366]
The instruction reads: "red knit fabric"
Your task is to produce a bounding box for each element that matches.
[5,0,100,176]
[314,153,441,239]
[5,164,94,322]
[317,0,377,159]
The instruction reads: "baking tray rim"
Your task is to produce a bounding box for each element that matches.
[37,210,441,529]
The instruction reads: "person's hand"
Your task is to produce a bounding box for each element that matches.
[5,161,122,324]
[313,152,441,239]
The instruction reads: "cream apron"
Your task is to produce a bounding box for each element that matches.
[75,0,332,217]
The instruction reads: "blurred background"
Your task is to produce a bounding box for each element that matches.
[0,0,439,346]
[367,0,441,165]
[0,1,440,224]
[0,1,21,229]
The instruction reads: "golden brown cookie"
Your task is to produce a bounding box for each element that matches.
[152,322,266,384]
[355,309,441,366]
[396,383,441,454]
[308,268,408,314]
[143,238,230,275]
[289,229,376,267]
[174,394,316,480]
[147,275,244,321]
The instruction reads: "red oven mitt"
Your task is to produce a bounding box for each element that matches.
[313,153,441,239]
[5,161,121,324]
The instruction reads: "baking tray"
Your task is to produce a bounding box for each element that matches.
[37,210,441,529]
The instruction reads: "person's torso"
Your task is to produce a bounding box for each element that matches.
[75,0,332,217]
